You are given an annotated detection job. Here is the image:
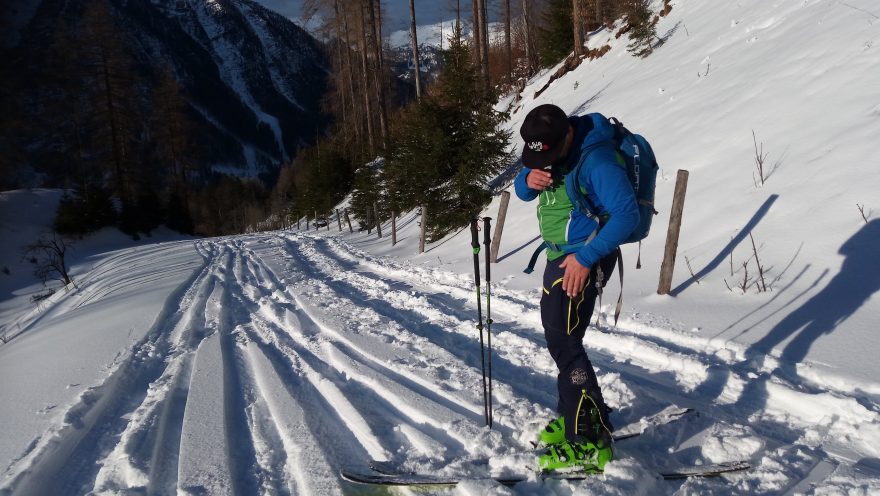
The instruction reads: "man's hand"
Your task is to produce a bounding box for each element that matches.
[559,254,590,298]
[526,169,553,191]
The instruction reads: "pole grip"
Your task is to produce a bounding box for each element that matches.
[470,218,481,251]
[470,218,481,285]
[482,217,492,247]
[482,217,492,282]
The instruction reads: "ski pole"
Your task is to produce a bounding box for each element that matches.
[470,218,490,427]
[482,216,494,428]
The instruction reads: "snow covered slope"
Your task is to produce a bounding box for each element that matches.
[494,0,880,386]
[2,0,880,494]
[258,0,477,33]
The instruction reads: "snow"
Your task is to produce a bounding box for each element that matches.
[258,0,473,34]
[388,20,465,50]
[388,21,507,50]
[3,0,880,493]
[187,0,291,163]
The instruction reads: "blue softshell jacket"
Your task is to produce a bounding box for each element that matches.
[514,113,640,269]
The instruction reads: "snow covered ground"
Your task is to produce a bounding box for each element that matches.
[256,0,483,34]
[3,0,880,494]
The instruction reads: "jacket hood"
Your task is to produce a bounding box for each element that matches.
[579,113,616,151]
[554,113,615,175]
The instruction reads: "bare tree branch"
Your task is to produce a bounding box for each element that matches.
[22,232,75,288]
[685,256,701,285]
[752,129,769,187]
[857,203,869,224]
[750,232,768,292]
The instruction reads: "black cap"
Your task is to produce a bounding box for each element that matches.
[520,104,570,169]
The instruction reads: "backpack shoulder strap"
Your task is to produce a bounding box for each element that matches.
[609,116,626,137]
[565,115,627,220]
[564,145,603,224]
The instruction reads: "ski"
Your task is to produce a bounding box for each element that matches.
[530,405,696,448]
[659,460,752,480]
[364,406,696,479]
[610,405,695,442]
[340,460,751,487]
[341,406,714,488]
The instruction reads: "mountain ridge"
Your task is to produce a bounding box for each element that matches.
[11,0,330,183]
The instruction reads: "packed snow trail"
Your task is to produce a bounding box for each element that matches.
[3,231,880,495]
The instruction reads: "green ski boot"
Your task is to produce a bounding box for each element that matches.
[576,397,614,444]
[537,390,615,472]
[537,436,613,473]
[537,416,566,447]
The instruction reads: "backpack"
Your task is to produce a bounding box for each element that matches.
[564,117,659,248]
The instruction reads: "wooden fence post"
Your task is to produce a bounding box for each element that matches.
[367,207,372,234]
[297,217,300,230]
[314,210,318,231]
[336,209,343,231]
[373,202,382,238]
[658,170,690,295]
[419,205,427,254]
[490,191,510,263]
[391,211,397,246]
[345,209,353,233]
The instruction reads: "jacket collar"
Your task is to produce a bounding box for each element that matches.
[554,115,596,175]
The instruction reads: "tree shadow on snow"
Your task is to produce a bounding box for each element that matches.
[670,194,779,296]
[569,81,612,117]
[656,20,683,49]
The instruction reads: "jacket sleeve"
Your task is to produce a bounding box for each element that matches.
[574,161,640,268]
[514,167,539,201]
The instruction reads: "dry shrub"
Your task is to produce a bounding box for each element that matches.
[586,45,612,60]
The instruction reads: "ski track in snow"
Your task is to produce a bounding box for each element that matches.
[3,231,880,494]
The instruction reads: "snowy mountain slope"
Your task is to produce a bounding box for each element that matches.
[2,0,880,494]
[129,0,329,171]
[13,0,328,178]
[490,0,880,384]
[255,0,477,34]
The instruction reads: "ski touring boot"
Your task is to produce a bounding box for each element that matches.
[537,391,615,473]
[537,416,566,447]
[537,435,613,473]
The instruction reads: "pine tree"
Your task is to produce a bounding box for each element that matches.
[382,104,444,214]
[350,161,383,231]
[54,185,117,236]
[22,15,95,189]
[151,67,200,199]
[150,66,201,234]
[120,188,164,238]
[79,0,145,205]
[539,0,574,66]
[382,24,511,240]
[292,138,355,218]
[0,51,23,190]
[165,190,194,234]
[625,0,658,58]
[189,176,269,235]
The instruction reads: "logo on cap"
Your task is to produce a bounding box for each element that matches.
[528,141,545,152]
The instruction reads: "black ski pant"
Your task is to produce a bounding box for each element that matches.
[540,250,618,442]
